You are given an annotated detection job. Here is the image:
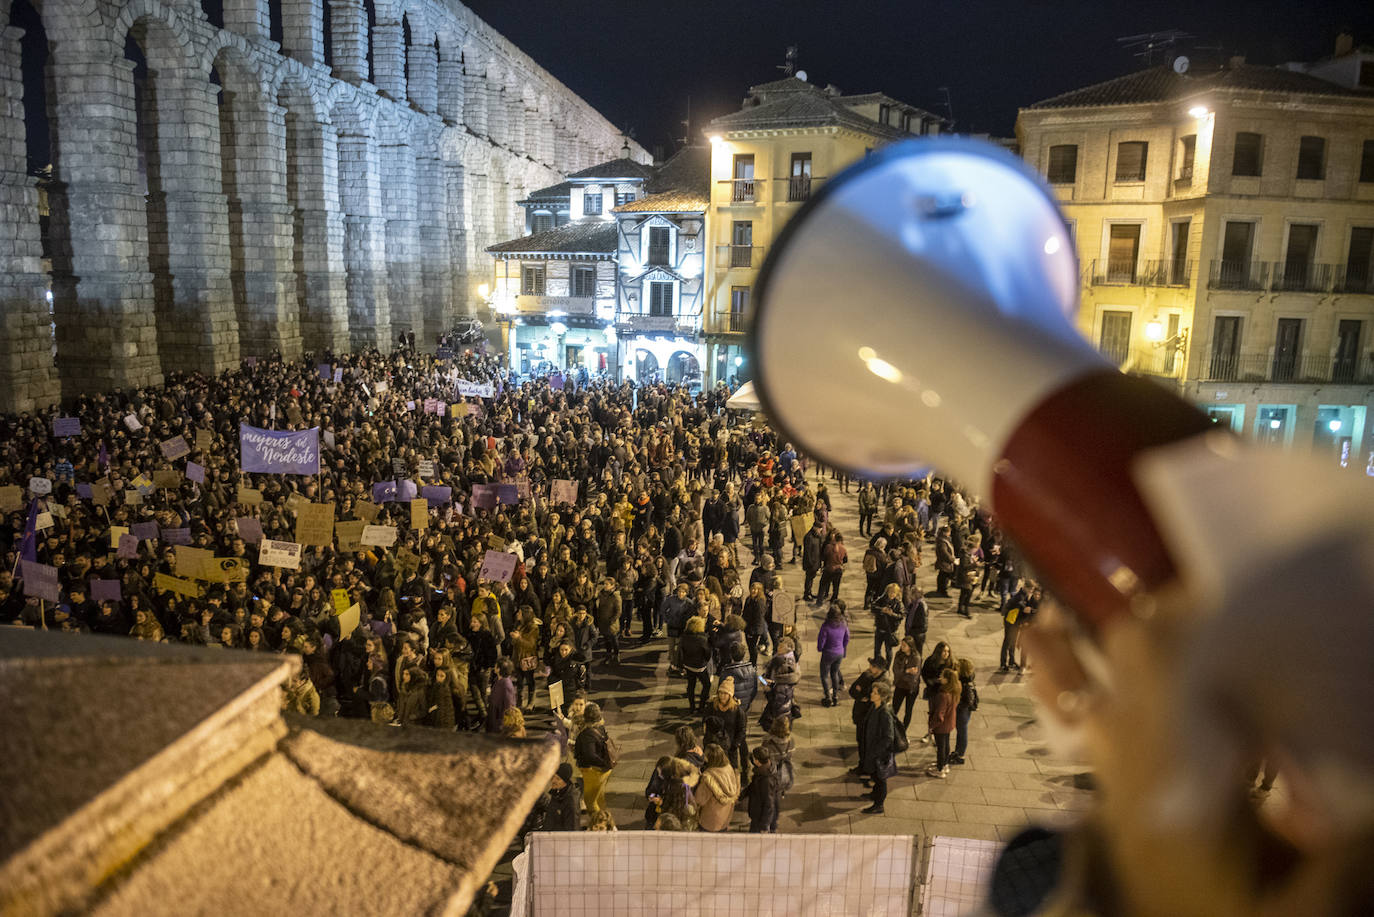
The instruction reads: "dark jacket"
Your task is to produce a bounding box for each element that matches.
[426,680,456,728]
[745,761,780,829]
[544,783,581,830]
[850,669,883,725]
[574,724,614,770]
[861,703,899,777]
[720,660,759,711]
[702,699,746,751]
[680,631,713,672]
[928,690,957,734]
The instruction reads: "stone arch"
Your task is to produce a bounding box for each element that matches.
[401,10,434,113]
[278,74,347,352]
[125,7,239,374]
[214,44,302,360]
[484,58,506,147]
[112,0,197,68]
[377,106,418,342]
[412,125,447,341]
[329,92,389,350]
[461,39,485,135]
[280,0,323,66]
[434,25,462,123]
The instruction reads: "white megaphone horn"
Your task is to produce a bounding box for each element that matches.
[749,139,1214,633]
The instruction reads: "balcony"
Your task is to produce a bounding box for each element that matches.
[1204,352,1374,385]
[1208,260,1270,291]
[1334,264,1374,295]
[616,311,702,335]
[1088,259,1193,286]
[710,310,748,334]
[717,244,765,270]
[722,178,758,203]
[784,176,812,202]
[514,294,595,315]
[1269,261,1334,293]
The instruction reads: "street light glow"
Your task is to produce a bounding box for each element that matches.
[1188,105,1209,118]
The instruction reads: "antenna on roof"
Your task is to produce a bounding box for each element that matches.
[675,96,692,147]
[778,45,799,77]
[938,87,955,126]
[1117,30,1194,66]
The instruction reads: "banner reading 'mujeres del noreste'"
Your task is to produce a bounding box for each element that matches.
[239,424,321,475]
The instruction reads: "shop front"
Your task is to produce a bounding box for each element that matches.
[508,317,614,379]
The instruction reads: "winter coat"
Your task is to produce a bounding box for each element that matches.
[702,698,746,752]
[745,761,780,829]
[544,783,581,831]
[485,676,517,733]
[928,690,957,735]
[861,704,899,778]
[696,765,741,832]
[719,660,759,712]
[759,655,800,730]
[574,724,614,770]
[680,631,713,673]
[802,529,824,571]
[426,680,456,728]
[893,648,922,693]
[816,620,850,657]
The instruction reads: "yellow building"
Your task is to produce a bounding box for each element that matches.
[1017,56,1374,473]
[701,77,944,384]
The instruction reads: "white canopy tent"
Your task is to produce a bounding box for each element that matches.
[725,380,762,411]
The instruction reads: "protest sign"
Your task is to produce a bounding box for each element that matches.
[154,572,202,598]
[790,512,815,546]
[28,476,52,496]
[124,489,142,506]
[235,516,264,544]
[471,483,498,510]
[374,380,389,393]
[337,603,361,639]
[90,579,122,602]
[109,525,129,549]
[323,430,336,449]
[131,474,154,495]
[0,485,23,511]
[410,497,429,530]
[153,470,181,489]
[354,500,381,523]
[496,483,519,506]
[203,557,249,584]
[420,485,452,505]
[450,402,467,417]
[516,477,531,500]
[161,527,192,546]
[418,460,435,479]
[236,485,263,505]
[53,417,81,437]
[175,546,215,580]
[185,461,205,483]
[456,379,495,398]
[331,588,351,616]
[318,363,331,381]
[238,424,320,475]
[130,521,159,541]
[548,680,565,711]
[195,428,214,452]
[91,482,113,506]
[391,457,407,476]
[159,435,190,460]
[478,550,518,583]
[19,560,61,602]
[123,414,143,432]
[76,483,94,500]
[116,534,139,559]
[295,501,336,547]
[259,540,302,570]
[551,479,578,505]
[396,546,422,576]
[361,525,398,548]
[336,521,366,552]
[35,512,53,531]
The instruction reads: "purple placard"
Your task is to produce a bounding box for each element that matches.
[159,435,190,460]
[318,363,331,380]
[53,417,82,437]
[245,356,258,367]
[496,483,519,506]
[76,483,94,499]
[371,482,397,503]
[549,372,565,391]
[420,485,452,505]
[238,423,320,475]
[235,517,264,544]
[90,578,122,602]
[116,534,139,559]
[185,461,205,483]
[161,527,192,546]
[19,560,61,602]
[471,484,498,510]
[130,521,159,541]
[478,550,518,583]
[333,367,343,383]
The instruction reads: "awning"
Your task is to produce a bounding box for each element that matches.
[725,380,762,411]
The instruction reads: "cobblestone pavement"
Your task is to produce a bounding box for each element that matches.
[575,472,1095,842]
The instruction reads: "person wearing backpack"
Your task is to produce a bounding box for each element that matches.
[574,702,618,815]
[860,681,899,814]
[951,657,979,765]
[761,716,796,803]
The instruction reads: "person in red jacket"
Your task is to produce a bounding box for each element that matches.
[926,667,959,779]
[818,533,848,603]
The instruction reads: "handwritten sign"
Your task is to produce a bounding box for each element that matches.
[116,534,139,559]
[195,428,214,452]
[236,485,263,505]
[450,402,467,417]
[203,557,249,584]
[410,497,429,531]
[496,483,519,506]
[175,546,216,580]
[331,588,351,616]
[549,679,565,711]
[28,476,52,496]
[361,524,398,548]
[19,560,61,602]
[258,539,302,569]
[123,414,143,432]
[420,485,452,505]
[162,527,192,546]
[154,572,202,598]
[296,501,336,547]
[336,520,366,552]
[109,526,129,549]
[354,500,381,523]
[153,470,181,489]
[159,435,190,460]
[478,550,518,583]
[235,516,264,544]
[130,521,159,541]
[0,485,23,511]
[471,484,498,510]
[52,417,82,437]
[418,460,435,479]
[185,461,205,483]
[551,479,578,505]
[337,603,361,639]
[456,379,495,398]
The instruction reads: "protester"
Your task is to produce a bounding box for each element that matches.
[860,681,898,814]
[816,601,850,707]
[926,668,959,779]
[951,657,978,765]
[696,743,740,832]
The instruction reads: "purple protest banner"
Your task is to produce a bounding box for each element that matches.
[19,560,61,602]
[515,477,531,500]
[235,517,264,544]
[420,485,452,505]
[90,578,122,602]
[318,364,331,380]
[396,479,418,502]
[116,534,139,559]
[371,482,398,503]
[130,521,159,541]
[159,435,190,461]
[549,372,565,391]
[162,527,192,546]
[471,484,498,510]
[76,483,94,499]
[53,417,82,437]
[496,483,519,506]
[478,550,518,583]
[238,423,320,475]
[185,461,205,483]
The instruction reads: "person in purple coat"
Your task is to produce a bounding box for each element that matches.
[816,601,851,707]
[485,657,518,733]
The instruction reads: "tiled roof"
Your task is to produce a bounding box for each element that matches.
[708,80,904,139]
[611,190,709,213]
[485,219,617,256]
[566,157,657,181]
[519,181,571,205]
[645,145,711,196]
[1027,63,1369,109]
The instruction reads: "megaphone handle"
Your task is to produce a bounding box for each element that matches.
[991,371,1215,635]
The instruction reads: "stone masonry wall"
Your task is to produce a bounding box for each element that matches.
[0,0,648,410]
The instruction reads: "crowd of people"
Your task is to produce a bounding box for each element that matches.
[1,346,1040,840]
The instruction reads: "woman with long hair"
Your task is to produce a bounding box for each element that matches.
[926,667,960,778]
[696,743,740,832]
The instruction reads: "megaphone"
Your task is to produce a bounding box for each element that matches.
[749,139,1213,633]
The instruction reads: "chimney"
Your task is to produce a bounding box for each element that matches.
[1228,55,1247,69]
[1335,32,1354,57]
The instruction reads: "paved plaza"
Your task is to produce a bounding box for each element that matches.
[545,475,1095,842]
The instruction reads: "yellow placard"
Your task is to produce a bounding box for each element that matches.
[296,501,336,547]
[154,572,203,598]
[331,588,351,616]
[109,526,129,549]
[410,497,429,531]
[236,485,263,505]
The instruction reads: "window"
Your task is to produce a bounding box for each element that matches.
[1098,310,1132,365]
[1106,224,1141,283]
[731,221,753,267]
[647,226,670,266]
[1273,318,1303,382]
[1210,315,1242,381]
[1178,135,1196,181]
[532,212,553,233]
[1333,320,1363,382]
[727,286,749,331]
[879,104,891,125]
[1217,221,1256,288]
[1115,141,1148,182]
[1047,144,1078,184]
[1296,136,1326,181]
[900,112,912,133]
[1342,226,1374,293]
[1360,61,1374,89]
[1279,224,1319,291]
[583,191,602,215]
[1359,140,1374,183]
[1170,220,1191,285]
[1232,132,1264,177]
[648,281,673,316]
[571,265,596,298]
[731,155,755,202]
[789,153,812,201]
[521,264,545,295]
[615,190,636,207]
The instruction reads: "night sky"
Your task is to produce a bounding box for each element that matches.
[463,0,1374,155]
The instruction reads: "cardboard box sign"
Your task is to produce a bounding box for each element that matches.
[361,525,398,548]
[258,540,302,570]
[237,485,264,505]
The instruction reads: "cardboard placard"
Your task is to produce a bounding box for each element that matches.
[174,546,216,580]
[153,470,181,489]
[478,550,518,583]
[396,546,422,576]
[19,560,61,602]
[496,483,519,506]
[124,489,142,506]
[410,497,429,531]
[109,525,130,549]
[161,527,192,546]
[116,534,139,559]
[259,539,302,569]
[361,525,397,548]
[0,485,24,511]
[53,417,82,437]
[450,402,467,417]
[91,482,113,507]
[159,435,190,460]
[154,572,202,598]
[354,500,381,523]
[236,485,263,505]
[337,603,361,639]
[35,512,54,531]
[551,479,578,505]
[336,521,366,552]
[548,679,565,711]
[195,428,214,452]
[123,414,143,432]
[295,501,336,547]
[331,588,351,616]
[235,517,264,544]
[131,473,154,495]
[203,557,249,584]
